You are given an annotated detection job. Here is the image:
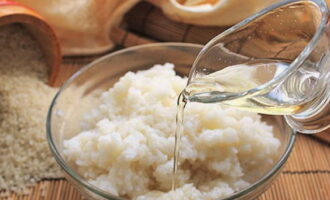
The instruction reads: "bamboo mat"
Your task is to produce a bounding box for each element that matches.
[109,2,228,48]
[0,58,329,200]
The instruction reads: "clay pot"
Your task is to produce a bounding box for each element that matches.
[0,0,61,86]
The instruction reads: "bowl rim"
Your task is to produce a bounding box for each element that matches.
[47,42,296,200]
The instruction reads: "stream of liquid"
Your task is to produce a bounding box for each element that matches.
[172,60,313,189]
[172,93,187,190]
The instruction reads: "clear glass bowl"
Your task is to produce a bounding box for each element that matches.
[47,43,296,200]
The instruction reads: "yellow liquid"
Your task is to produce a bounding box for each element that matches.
[172,93,186,190]
[172,60,308,189]
[184,61,306,115]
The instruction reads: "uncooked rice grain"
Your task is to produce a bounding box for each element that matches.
[0,24,61,193]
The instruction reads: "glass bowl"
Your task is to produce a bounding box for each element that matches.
[47,43,296,200]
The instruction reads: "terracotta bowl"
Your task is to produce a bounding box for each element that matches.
[0,0,61,86]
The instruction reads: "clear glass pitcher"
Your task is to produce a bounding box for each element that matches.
[186,0,330,134]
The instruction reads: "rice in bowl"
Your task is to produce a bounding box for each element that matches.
[63,63,280,200]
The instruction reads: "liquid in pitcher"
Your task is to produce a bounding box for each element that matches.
[184,60,310,115]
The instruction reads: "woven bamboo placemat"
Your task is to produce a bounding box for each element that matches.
[1,57,329,200]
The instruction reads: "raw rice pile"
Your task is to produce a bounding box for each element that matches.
[0,24,61,193]
[63,63,281,200]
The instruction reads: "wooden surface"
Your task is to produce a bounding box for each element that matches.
[0,55,329,200]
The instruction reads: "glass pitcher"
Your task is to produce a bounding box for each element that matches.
[186,0,330,134]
